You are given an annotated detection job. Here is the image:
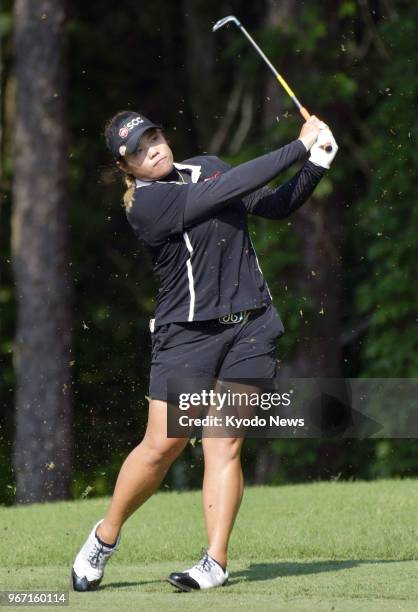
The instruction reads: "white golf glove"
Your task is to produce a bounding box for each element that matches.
[309,128,338,169]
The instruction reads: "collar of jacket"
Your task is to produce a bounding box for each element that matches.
[135,162,202,189]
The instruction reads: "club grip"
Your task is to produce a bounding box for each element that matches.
[300,106,310,121]
[299,106,332,153]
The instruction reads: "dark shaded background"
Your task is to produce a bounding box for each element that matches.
[1,0,417,504]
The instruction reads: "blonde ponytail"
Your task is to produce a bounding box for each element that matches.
[123,173,136,211]
[104,111,138,212]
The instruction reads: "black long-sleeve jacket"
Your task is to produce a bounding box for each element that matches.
[126,139,325,325]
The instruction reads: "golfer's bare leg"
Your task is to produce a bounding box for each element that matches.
[202,436,244,569]
[96,399,187,544]
[201,381,259,568]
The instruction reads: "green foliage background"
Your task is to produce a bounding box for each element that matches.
[1,0,417,504]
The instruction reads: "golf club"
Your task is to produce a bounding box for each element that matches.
[213,15,332,152]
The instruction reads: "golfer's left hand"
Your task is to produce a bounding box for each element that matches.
[309,128,338,169]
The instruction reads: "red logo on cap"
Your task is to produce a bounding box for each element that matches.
[119,127,129,139]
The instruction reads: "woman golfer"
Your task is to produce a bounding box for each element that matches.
[71,110,337,592]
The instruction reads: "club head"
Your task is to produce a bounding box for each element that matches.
[212,15,241,32]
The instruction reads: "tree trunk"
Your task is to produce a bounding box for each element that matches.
[264,0,343,378]
[252,0,343,485]
[11,0,72,503]
[182,0,218,148]
[290,200,342,377]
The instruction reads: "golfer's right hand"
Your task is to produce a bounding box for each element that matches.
[298,116,326,151]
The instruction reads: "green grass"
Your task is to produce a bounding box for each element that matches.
[1,480,418,610]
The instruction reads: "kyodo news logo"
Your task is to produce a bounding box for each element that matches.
[119,116,144,139]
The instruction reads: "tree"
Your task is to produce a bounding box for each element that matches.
[356,5,418,376]
[11,0,72,502]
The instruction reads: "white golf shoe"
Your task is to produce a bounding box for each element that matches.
[167,551,229,591]
[71,519,120,591]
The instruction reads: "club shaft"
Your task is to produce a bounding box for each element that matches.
[238,23,332,149]
[215,16,332,150]
[238,24,310,121]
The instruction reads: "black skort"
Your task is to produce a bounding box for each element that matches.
[148,303,284,401]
